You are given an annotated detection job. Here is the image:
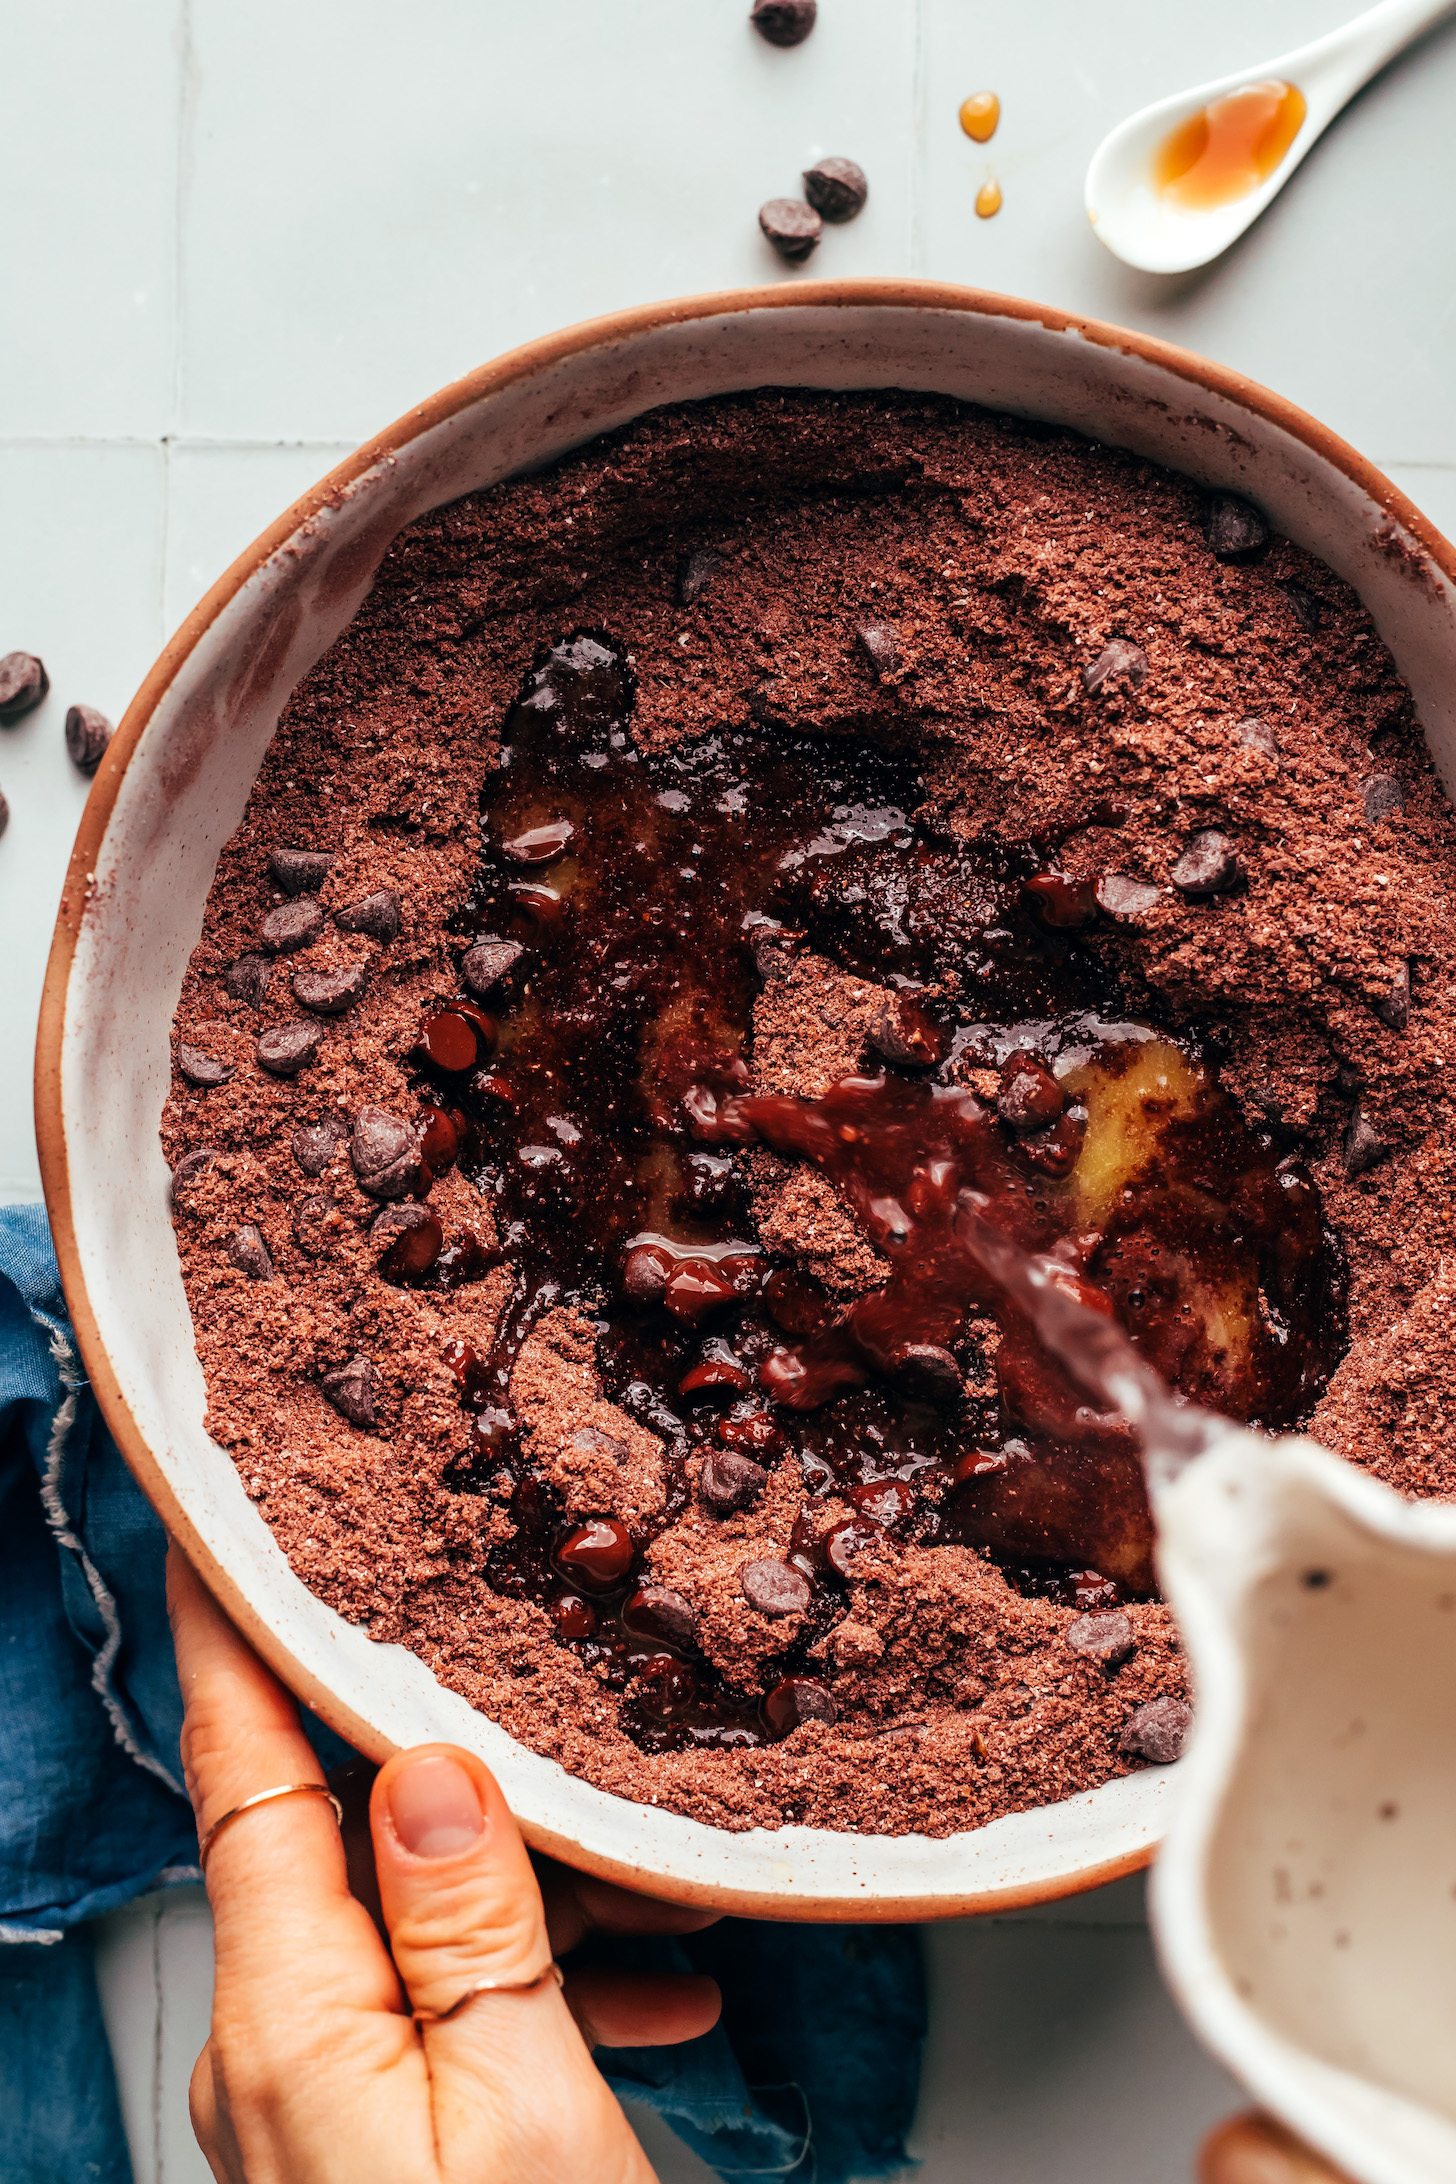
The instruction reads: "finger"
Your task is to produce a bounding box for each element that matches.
[370,1747,658,2182]
[564,1967,721,2050]
[1199,2112,1353,2184]
[534,1856,723,1955]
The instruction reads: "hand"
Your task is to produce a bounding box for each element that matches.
[1200,2112,1354,2183]
[167,1543,722,2184]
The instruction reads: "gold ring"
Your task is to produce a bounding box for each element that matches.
[198,1782,344,1870]
[412,1962,564,2024]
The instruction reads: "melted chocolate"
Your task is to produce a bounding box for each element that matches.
[401,632,1346,1749]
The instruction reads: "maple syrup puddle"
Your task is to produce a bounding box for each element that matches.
[1153,79,1307,211]
[402,632,1346,1751]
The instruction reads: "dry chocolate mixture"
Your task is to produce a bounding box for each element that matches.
[163,391,1456,1836]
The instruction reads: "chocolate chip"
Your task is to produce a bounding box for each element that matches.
[334,890,401,941]
[292,1114,348,1176]
[1361,773,1405,825]
[1119,1695,1192,1763]
[1238,717,1280,764]
[294,1195,340,1256]
[700,1447,768,1514]
[224,953,271,1007]
[260,897,325,954]
[461,935,524,998]
[177,1044,235,1088]
[291,962,368,1016]
[0,652,48,719]
[1094,872,1162,920]
[256,1020,322,1076]
[759,198,822,261]
[169,1146,219,1211]
[763,1676,837,1738]
[997,1051,1064,1133]
[321,1355,377,1429]
[555,1517,636,1592]
[1170,830,1239,896]
[350,1105,423,1200]
[867,997,944,1068]
[803,156,868,222]
[502,819,574,866]
[269,848,336,896]
[228,1225,274,1281]
[1205,493,1268,561]
[621,1241,672,1303]
[64,704,113,773]
[1279,581,1322,631]
[1082,639,1147,695]
[370,1200,443,1278]
[1066,1609,1137,1667]
[750,0,816,44]
[571,1425,630,1463]
[623,1583,696,1651]
[1374,959,1410,1033]
[888,1342,962,1407]
[856,620,901,676]
[741,1557,812,1618]
[1343,1109,1388,1179]
[676,548,722,606]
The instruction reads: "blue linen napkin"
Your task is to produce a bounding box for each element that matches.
[0,1204,924,2182]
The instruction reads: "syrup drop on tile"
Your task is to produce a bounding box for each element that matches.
[975,178,1003,220]
[959,91,1000,143]
[1153,79,1306,211]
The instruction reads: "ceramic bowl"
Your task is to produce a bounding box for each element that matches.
[35,281,1456,1921]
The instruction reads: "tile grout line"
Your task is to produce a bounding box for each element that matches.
[151,1900,165,2184]
[170,0,196,447]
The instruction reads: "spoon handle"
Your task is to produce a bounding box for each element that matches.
[1302,0,1456,98]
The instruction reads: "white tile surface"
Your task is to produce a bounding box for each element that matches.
[162,442,355,636]
[0,443,166,1200]
[0,0,182,437]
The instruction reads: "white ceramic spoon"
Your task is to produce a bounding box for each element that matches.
[1085,0,1456,275]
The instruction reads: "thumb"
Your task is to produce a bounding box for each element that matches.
[370,1745,656,2184]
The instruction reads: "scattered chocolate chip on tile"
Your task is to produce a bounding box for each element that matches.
[269,847,336,896]
[0,652,48,719]
[1279,580,1322,631]
[759,197,822,261]
[623,1582,696,1650]
[887,1342,962,1406]
[1361,773,1405,824]
[676,548,722,606]
[1238,717,1280,763]
[370,1200,443,1277]
[1094,872,1162,919]
[1373,959,1410,1032]
[867,996,943,1067]
[1343,1109,1388,1179]
[803,156,868,222]
[997,1051,1064,1133]
[856,620,901,677]
[461,935,524,997]
[750,0,816,43]
[1066,1609,1137,1667]
[65,704,113,773]
[224,953,271,1007]
[256,1020,323,1076]
[1170,829,1239,896]
[1081,638,1147,695]
[700,1447,768,1514]
[350,1104,423,1200]
[291,962,368,1016]
[169,1146,219,1211]
[321,1355,377,1429]
[763,1675,837,1736]
[1205,492,1268,561]
[228,1225,274,1281]
[334,890,401,941]
[260,897,325,954]
[177,1044,235,1088]
[1119,1695,1192,1763]
[741,1557,813,1617]
[292,1115,348,1175]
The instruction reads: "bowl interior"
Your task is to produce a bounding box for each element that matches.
[41,286,1456,1918]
